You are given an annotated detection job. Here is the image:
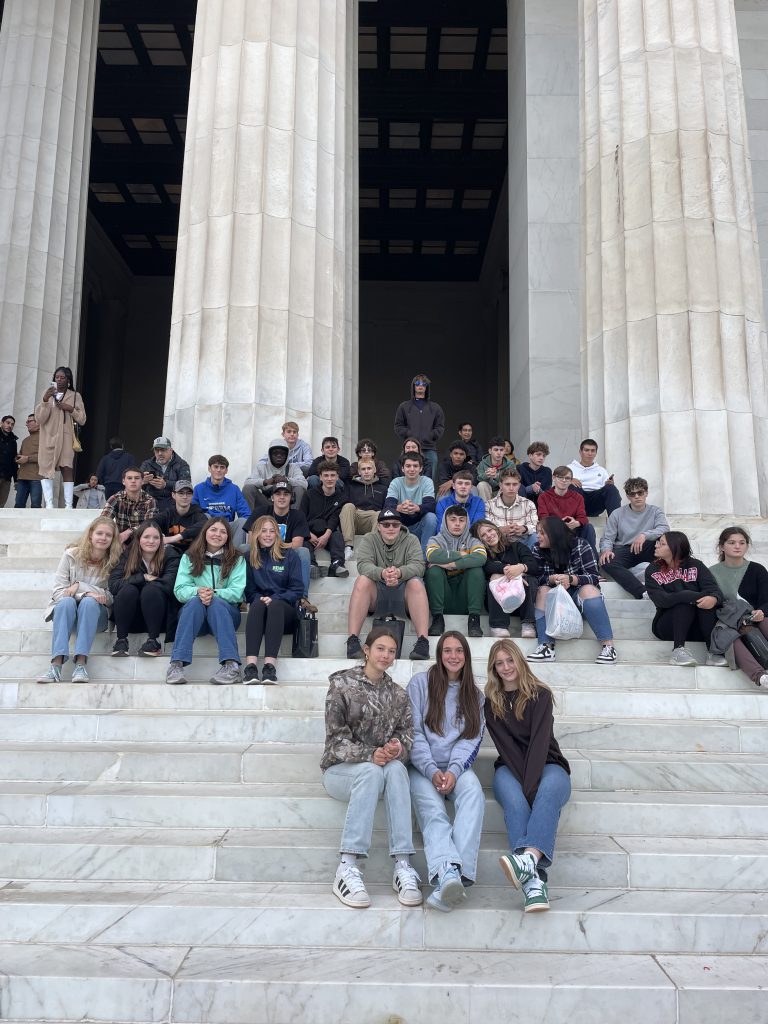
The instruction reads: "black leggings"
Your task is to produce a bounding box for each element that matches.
[113,583,169,640]
[652,604,717,648]
[245,599,298,658]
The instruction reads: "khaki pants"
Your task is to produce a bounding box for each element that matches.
[340,504,379,546]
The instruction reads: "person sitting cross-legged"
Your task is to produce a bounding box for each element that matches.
[599,477,669,599]
[340,458,387,562]
[384,452,437,557]
[435,469,485,528]
[425,505,487,639]
[536,465,597,556]
[306,461,349,578]
[471,519,538,639]
[529,516,618,665]
[484,468,538,551]
[346,509,430,662]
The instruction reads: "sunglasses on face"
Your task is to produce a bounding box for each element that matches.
[626,490,646,497]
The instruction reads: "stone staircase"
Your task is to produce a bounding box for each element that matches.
[0,508,766,1023]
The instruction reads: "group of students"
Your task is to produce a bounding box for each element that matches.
[323,627,568,913]
[38,513,311,685]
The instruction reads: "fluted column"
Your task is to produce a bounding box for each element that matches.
[0,0,99,423]
[164,0,355,484]
[581,0,768,514]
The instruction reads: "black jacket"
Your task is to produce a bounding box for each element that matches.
[306,454,351,482]
[645,557,723,631]
[305,486,346,535]
[393,377,445,452]
[482,540,539,579]
[139,451,191,508]
[345,476,387,512]
[96,449,136,489]
[108,545,181,598]
[0,429,18,480]
[438,455,477,486]
[154,504,208,549]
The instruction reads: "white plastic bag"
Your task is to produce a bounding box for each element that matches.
[488,575,526,614]
[544,584,583,640]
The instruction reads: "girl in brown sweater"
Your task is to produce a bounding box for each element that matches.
[484,639,571,912]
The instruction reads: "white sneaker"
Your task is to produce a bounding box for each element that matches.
[705,652,728,667]
[669,647,697,667]
[344,545,354,561]
[757,673,767,688]
[521,622,537,638]
[333,862,370,908]
[392,862,423,906]
[490,627,510,637]
[527,643,555,662]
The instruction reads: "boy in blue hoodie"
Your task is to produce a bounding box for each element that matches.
[435,469,485,527]
[193,455,251,523]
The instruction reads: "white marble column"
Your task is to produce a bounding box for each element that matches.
[0,0,99,422]
[164,0,356,484]
[581,0,768,515]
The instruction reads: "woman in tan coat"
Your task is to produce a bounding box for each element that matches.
[35,366,86,509]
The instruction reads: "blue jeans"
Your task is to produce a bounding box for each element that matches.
[409,766,484,883]
[408,512,437,556]
[171,595,241,664]
[322,760,415,858]
[521,533,537,551]
[535,589,614,644]
[14,480,42,508]
[50,596,109,661]
[493,763,571,874]
[422,449,438,484]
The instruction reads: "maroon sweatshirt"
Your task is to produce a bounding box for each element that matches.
[537,488,588,527]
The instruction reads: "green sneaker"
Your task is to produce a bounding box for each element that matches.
[522,874,549,912]
[499,852,537,889]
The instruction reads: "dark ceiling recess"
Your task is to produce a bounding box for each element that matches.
[87,0,195,275]
[358,0,508,282]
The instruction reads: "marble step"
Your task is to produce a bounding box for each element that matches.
[4,780,767,836]
[2,881,767,955]
[0,707,763,753]
[0,630,720,663]
[0,827,765,891]
[0,740,765,794]
[0,942,764,1024]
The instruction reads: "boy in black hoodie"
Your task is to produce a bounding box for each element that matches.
[393,373,445,483]
[305,462,348,577]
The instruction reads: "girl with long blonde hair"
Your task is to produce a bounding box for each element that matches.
[243,516,304,683]
[484,639,571,912]
[38,516,122,683]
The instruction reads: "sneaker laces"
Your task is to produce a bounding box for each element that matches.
[339,863,366,894]
[395,862,421,891]
[522,874,545,896]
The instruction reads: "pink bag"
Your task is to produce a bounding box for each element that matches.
[488,575,526,613]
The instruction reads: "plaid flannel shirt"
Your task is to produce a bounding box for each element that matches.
[104,490,158,534]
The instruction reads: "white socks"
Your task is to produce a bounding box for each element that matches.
[41,479,54,508]
[63,482,74,509]
[340,853,358,866]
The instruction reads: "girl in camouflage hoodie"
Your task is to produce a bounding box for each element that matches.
[321,626,422,910]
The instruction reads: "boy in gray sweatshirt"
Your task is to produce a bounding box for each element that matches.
[599,476,669,598]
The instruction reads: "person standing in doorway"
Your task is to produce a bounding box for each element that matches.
[394,373,445,483]
[35,366,86,509]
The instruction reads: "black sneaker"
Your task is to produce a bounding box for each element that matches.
[261,663,278,684]
[111,638,129,657]
[410,635,430,660]
[329,561,349,578]
[428,614,445,637]
[242,664,260,684]
[346,635,364,659]
[138,638,162,657]
[467,614,483,638]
